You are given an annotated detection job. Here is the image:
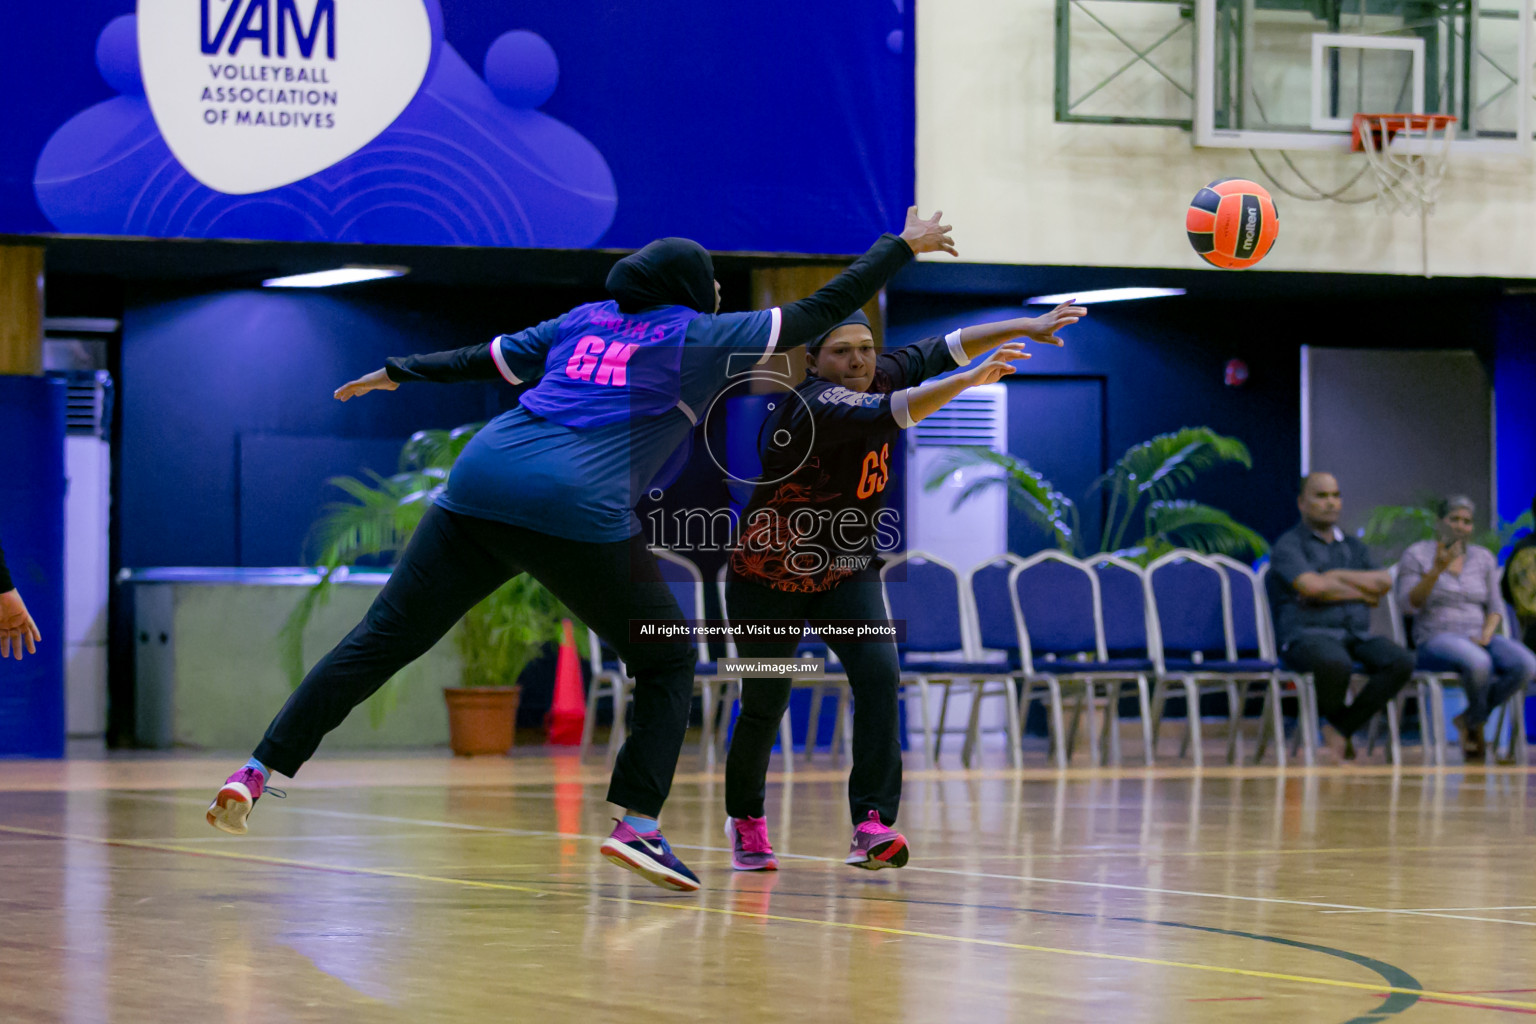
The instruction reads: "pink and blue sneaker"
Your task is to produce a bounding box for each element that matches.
[845,810,909,870]
[600,819,701,892]
[205,766,282,835]
[725,816,779,871]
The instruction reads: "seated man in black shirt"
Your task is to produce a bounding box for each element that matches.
[1266,472,1413,760]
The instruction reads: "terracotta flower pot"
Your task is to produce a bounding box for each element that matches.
[442,686,521,756]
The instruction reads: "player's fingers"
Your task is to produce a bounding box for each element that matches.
[25,633,35,655]
[1,636,9,659]
[937,223,952,234]
[29,621,41,643]
[929,209,943,222]
[941,243,959,256]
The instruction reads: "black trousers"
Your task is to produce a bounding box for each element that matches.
[255,504,696,816]
[1280,632,1414,736]
[724,576,902,826]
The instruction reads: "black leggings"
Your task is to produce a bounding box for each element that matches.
[255,504,696,816]
[724,575,902,826]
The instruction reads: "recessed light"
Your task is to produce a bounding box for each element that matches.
[1025,287,1186,305]
[263,266,409,288]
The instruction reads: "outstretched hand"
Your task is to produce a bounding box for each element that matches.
[0,589,41,661]
[899,207,958,257]
[334,369,399,402]
[1022,301,1087,346]
[965,343,1030,386]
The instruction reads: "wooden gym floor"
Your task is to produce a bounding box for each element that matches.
[2,748,1534,1023]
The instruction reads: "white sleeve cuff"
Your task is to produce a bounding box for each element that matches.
[891,388,916,429]
[489,337,522,385]
[756,307,783,365]
[945,328,971,367]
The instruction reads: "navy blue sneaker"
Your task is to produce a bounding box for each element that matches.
[600,819,701,892]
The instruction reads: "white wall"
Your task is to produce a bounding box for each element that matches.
[916,0,1536,276]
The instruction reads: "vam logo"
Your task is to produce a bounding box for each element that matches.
[138,0,435,195]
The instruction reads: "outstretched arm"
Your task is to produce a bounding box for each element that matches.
[334,318,563,401]
[899,344,1030,425]
[952,303,1087,361]
[776,208,957,350]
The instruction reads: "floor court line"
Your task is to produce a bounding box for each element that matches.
[4,821,1534,1013]
[103,791,1536,927]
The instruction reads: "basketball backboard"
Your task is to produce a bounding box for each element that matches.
[1194,0,1533,153]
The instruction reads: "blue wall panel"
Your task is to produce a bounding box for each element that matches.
[0,377,67,758]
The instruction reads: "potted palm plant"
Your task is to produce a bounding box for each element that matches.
[280,424,578,755]
[924,427,1268,563]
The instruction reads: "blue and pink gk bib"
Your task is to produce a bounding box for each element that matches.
[519,301,701,429]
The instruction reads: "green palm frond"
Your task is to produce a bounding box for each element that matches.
[1095,428,1252,552]
[923,446,1078,553]
[1143,500,1269,559]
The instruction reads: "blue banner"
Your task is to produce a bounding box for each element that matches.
[0,1,914,254]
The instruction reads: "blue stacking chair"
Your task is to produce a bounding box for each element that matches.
[1087,555,1158,766]
[881,551,1017,767]
[1010,551,1153,767]
[1209,553,1318,767]
[1145,550,1244,767]
[963,554,1032,768]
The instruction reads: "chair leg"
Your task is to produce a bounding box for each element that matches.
[1427,679,1447,768]
[1300,677,1319,767]
[1183,679,1204,768]
[961,679,986,768]
[1385,697,1403,767]
[915,678,936,768]
[1082,683,1102,768]
[838,685,854,762]
[1269,677,1287,768]
[700,680,716,770]
[1046,678,1068,769]
[1414,679,1434,767]
[1254,679,1273,765]
[1103,680,1124,767]
[1516,693,1530,767]
[1136,676,1155,767]
[1065,688,1087,759]
[607,679,632,767]
[578,678,604,763]
[1223,680,1244,766]
[934,682,953,763]
[1003,678,1024,770]
[779,703,795,774]
[1150,678,1168,754]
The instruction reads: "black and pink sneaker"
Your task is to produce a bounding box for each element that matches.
[725,816,779,871]
[599,819,701,892]
[206,766,282,835]
[845,810,909,870]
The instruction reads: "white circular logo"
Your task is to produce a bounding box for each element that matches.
[137,0,433,195]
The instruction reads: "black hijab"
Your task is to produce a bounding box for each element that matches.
[605,237,715,314]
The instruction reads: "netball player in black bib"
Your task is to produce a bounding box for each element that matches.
[722,302,1084,870]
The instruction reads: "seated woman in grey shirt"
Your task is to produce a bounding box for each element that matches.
[1396,495,1536,759]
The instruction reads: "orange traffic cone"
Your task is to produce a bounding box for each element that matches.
[546,619,585,745]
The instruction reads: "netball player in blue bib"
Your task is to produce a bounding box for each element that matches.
[206,209,957,893]
[722,302,1084,872]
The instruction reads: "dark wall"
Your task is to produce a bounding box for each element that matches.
[886,293,1305,548]
[118,283,578,567]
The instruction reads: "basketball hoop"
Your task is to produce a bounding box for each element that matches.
[1351,113,1457,276]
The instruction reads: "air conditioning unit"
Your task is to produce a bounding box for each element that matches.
[46,368,113,738]
[905,382,1007,574]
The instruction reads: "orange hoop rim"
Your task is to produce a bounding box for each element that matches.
[1351,112,1458,151]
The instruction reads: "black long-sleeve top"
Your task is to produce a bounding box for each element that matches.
[381,234,915,385]
[728,332,968,593]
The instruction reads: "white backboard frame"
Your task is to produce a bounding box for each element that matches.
[1195,0,1533,155]
[1309,33,1425,132]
